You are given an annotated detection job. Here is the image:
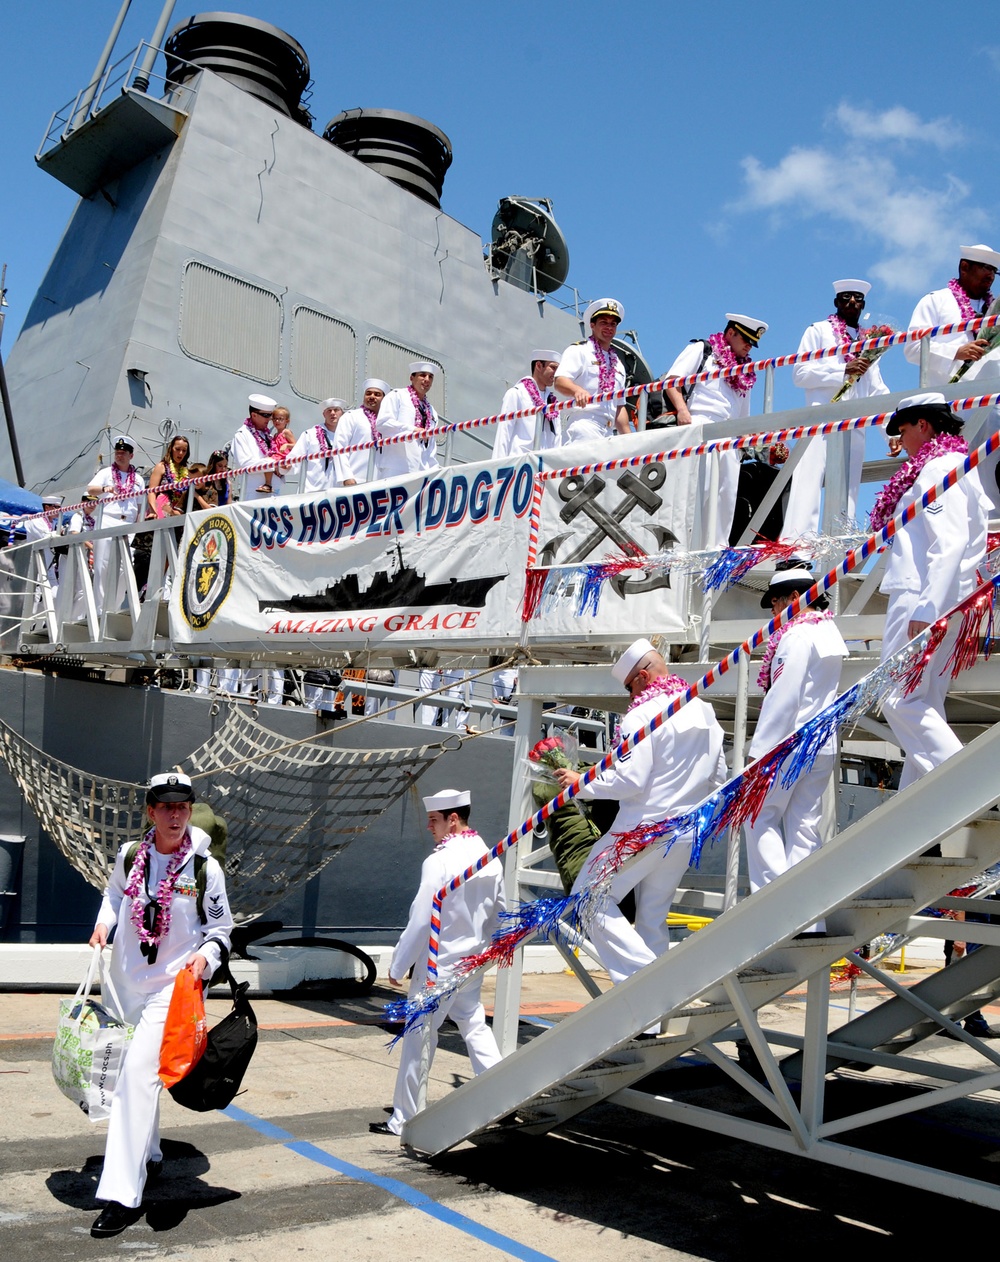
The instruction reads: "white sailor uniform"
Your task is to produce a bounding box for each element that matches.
[288,424,342,494]
[93,827,232,1209]
[492,378,562,459]
[571,692,727,983]
[20,511,61,606]
[376,389,439,479]
[386,830,504,1135]
[64,507,97,621]
[745,617,848,892]
[229,422,282,500]
[90,465,145,615]
[904,287,1000,387]
[667,339,749,550]
[332,408,378,483]
[555,340,626,445]
[880,450,989,788]
[785,318,889,538]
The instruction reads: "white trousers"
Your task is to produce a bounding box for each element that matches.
[782,429,866,540]
[388,972,501,1135]
[745,751,835,892]
[564,413,613,444]
[693,422,739,550]
[571,831,693,985]
[96,982,171,1209]
[881,592,962,790]
[417,669,440,725]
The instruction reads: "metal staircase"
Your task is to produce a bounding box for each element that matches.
[404,723,1000,1205]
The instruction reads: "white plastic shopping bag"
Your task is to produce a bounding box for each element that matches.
[51,945,134,1122]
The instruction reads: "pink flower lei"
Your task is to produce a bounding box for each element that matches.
[408,386,434,432]
[521,376,559,430]
[949,277,993,323]
[435,827,479,851]
[111,464,137,499]
[827,313,859,358]
[589,337,619,395]
[124,826,193,949]
[626,673,688,712]
[758,610,831,692]
[869,432,968,532]
[363,406,379,443]
[708,332,756,396]
[244,416,274,457]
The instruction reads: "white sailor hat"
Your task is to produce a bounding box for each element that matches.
[886,392,958,436]
[362,378,391,395]
[529,349,561,364]
[611,637,656,686]
[761,563,816,608]
[584,298,624,325]
[41,495,63,507]
[960,244,1000,271]
[113,434,134,451]
[408,361,438,376]
[422,788,471,813]
[146,770,195,804]
[833,278,872,297]
[321,398,349,411]
[248,393,277,412]
[725,313,768,345]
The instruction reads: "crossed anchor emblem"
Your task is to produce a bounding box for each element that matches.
[538,463,676,598]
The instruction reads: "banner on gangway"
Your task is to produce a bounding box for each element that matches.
[168,434,698,651]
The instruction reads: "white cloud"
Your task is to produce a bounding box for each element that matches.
[833,103,964,149]
[732,104,988,295]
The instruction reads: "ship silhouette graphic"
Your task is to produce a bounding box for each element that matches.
[259,543,506,613]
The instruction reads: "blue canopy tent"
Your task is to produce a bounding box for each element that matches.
[0,479,41,515]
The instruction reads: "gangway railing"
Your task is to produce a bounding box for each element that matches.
[38,42,200,156]
[403,725,1000,1214]
[6,397,997,666]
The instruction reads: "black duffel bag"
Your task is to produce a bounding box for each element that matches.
[168,958,257,1112]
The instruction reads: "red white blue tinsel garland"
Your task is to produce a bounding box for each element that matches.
[385,574,1000,1041]
[524,530,870,623]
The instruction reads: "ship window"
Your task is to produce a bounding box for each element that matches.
[367,338,445,414]
[291,307,357,403]
[179,262,282,384]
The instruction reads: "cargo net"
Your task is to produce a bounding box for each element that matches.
[0,704,446,921]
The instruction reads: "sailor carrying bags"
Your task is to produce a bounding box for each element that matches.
[167,956,257,1111]
[52,945,134,1122]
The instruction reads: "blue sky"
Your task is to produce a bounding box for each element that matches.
[2,0,998,424]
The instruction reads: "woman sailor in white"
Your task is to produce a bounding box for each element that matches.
[371,789,504,1138]
[492,351,562,459]
[877,394,989,789]
[376,362,441,479]
[554,299,630,444]
[745,565,848,893]
[784,280,889,539]
[87,772,232,1238]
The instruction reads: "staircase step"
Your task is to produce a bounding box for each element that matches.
[842,897,913,909]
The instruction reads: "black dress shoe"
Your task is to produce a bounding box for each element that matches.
[964,1022,1000,1039]
[369,1120,396,1135]
[91,1202,136,1238]
[145,1159,163,1181]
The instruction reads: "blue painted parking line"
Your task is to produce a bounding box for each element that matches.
[223,1103,557,1261]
